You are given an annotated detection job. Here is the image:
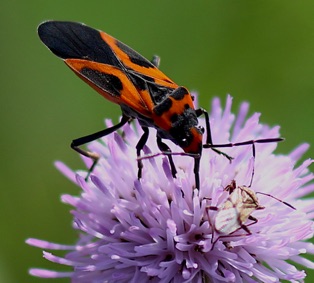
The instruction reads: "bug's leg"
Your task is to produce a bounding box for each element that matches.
[247,215,258,225]
[195,108,233,162]
[211,224,255,251]
[205,204,221,248]
[121,118,134,141]
[195,108,212,145]
[156,137,177,178]
[224,180,237,193]
[151,55,160,68]
[248,143,256,187]
[205,205,217,242]
[240,224,252,234]
[197,107,283,185]
[71,115,130,180]
[227,216,257,237]
[136,127,149,179]
[203,137,283,186]
[193,156,201,189]
[197,107,284,180]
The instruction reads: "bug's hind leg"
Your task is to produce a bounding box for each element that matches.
[156,136,177,178]
[71,115,130,180]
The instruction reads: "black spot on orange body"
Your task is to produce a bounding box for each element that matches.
[170,113,179,123]
[129,74,147,91]
[147,84,175,105]
[81,68,123,97]
[153,98,173,116]
[141,74,156,83]
[171,87,189,101]
[128,73,175,105]
[116,40,154,68]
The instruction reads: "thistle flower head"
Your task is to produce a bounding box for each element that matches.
[27,95,314,282]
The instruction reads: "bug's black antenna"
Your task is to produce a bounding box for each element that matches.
[256,192,296,210]
[204,137,284,187]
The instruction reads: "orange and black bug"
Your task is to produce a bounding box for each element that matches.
[38,21,283,189]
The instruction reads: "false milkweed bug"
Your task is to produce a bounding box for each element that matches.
[206,180,295,250]
[38,21,283,189]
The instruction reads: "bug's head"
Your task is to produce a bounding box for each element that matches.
[179,125,204,156]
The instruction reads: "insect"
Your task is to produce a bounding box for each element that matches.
[38,21,283,189]
[207,180,295,249]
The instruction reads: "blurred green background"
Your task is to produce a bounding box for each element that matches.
[2,1,314,282]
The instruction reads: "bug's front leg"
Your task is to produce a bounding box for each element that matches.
[195,108,233,162]
[136,127,149,179]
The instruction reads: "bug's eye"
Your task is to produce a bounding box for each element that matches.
[179,135,193,148]
[198,126,205,134]
[181,138,188,146]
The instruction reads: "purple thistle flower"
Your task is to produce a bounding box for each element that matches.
[27,95,314,282]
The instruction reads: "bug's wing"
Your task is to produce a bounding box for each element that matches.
[38,21,122,67]
[65,59,154,117]
[99,31,177,89]
[38,21,177,89]
[38,21,154,117]
[215,207,240,235]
